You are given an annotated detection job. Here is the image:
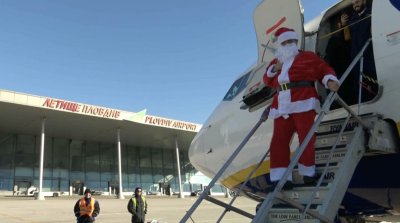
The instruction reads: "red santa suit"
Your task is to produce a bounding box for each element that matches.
[263,43,338,182]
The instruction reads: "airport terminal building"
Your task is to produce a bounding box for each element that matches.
[0,89,205,198]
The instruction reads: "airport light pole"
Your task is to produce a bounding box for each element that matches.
[175,136,184,198]
[36,117,46,200]
[117,128,125,199]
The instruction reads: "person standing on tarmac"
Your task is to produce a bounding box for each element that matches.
[127,187,148,223]
[74,188,100,223]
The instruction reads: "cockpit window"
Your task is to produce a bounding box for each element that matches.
[223,71,251,101]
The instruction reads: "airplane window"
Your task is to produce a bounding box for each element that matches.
[223,71,251,101]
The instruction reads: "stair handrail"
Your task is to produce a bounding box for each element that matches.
[179,106,271,223]
[252,38,374,223]
[252,96,333,222]
[299,38,377,222]
[216,147,271,222]
[181,38,375,223]
[335,38,373,116]
[299,109,352,222]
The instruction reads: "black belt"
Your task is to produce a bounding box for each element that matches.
[278,81,315,92]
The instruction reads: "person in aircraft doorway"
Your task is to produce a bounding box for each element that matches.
[263,27,340,191]
[74,188,100,223]
[325,14,352,107]
[127,187,148,223]
[341,0,378,104]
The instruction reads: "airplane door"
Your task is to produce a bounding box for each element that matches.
[242,0,304,110]
[254,0,304,64]
[371,0,400,80]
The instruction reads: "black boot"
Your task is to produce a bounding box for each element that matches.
[303,175,318,186]
[267,180,294,192]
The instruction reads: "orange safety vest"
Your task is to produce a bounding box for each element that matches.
[79,197,95,216]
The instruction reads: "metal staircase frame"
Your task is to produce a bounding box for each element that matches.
[180,106,271,223]
[252,39,372,223]
[252,39,374,223]
[180,39,375,223]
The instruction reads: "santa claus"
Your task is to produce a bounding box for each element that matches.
[263,27,340,190]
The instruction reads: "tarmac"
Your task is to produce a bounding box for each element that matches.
[0,194,258,223]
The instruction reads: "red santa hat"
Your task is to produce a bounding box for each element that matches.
[273,27,298,45]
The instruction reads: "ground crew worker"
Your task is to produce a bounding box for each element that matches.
[127,187,148,223]
[74,188,100,223]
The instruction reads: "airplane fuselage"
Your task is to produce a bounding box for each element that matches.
[189,0,400,216]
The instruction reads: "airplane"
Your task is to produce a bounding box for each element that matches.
[188,0,400,222]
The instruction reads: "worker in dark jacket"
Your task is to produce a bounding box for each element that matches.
[341,0,377,103]
[74,188,100,223]
[127,187,148,223]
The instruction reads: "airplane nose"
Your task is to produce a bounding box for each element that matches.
[188,126,208,174]
[188,122,222,178]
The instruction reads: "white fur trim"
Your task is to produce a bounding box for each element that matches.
[270,167,293,182]
[268,97,321,119]
[277,31,298,45]
[266,65,277,78]
[277,90,291,114]
[298,164,316,177]
[275,58,295,118]
[322,74,339,88]
[277,58,294,83]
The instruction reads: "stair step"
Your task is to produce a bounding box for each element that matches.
[252,114,386,223]
[181,111,389,223]
[315,131,354,148]
[315,148,347,164]
[281,186,330,205]
[317,118,359,135]
[267,208,321,223]
[317,113,379,136]
[292,165,339,184]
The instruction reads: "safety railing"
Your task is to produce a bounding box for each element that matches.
[252,38,374,223]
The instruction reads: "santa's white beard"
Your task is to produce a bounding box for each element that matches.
[275,43,299,63]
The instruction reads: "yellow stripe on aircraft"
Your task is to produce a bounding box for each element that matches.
[221,160,271,189]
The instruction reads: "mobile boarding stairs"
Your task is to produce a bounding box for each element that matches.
[179,39,398,223]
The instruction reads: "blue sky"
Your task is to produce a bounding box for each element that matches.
[0,0,339,124]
